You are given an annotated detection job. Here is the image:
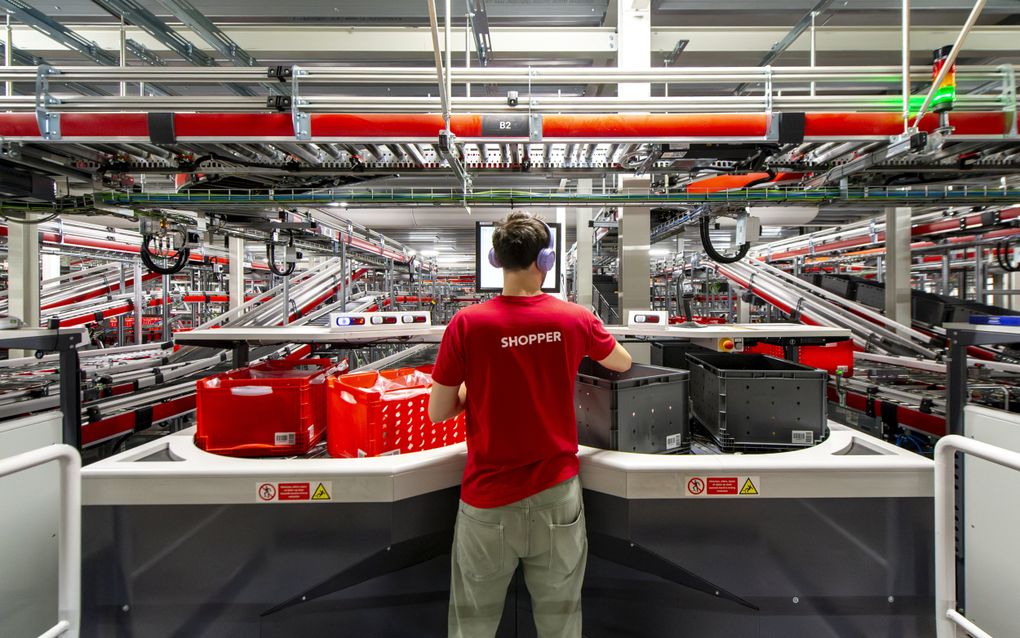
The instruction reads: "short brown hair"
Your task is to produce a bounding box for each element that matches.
[492,212,550,271]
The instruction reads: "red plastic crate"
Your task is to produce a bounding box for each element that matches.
[196,358,340,457]
[745,340,854,377]
[326,365,466,458]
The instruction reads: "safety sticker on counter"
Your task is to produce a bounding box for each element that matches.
[685,476,761,497]
[255,481,333,503]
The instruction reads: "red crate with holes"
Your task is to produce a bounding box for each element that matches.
[195,358,342,457]
[326,365,466,458]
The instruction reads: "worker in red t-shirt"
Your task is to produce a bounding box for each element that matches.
[430,211,632,638]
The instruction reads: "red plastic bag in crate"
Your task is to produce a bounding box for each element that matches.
[326,365,466,458]
[196,358,342,457]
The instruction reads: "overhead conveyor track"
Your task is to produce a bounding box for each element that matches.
[53,185,1020,209]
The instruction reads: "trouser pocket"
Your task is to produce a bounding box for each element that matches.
[548,495,586,575]
[456,508,505,581]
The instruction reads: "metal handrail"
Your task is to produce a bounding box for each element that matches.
[934,435,1020,638]
[592,286,620,324]
[0,63,1014,84]
[0,444,81,638]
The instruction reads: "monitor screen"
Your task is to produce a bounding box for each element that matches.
[475,221,561,293]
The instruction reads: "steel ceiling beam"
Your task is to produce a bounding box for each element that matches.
[125,38,166,66]
[0,41,107,97]
[0,0,119,65]
[153,0,256,67]
[6,24,1020,57]
[90,0,256,97]
[0,40,39,66]
[467,0,491,67]
[657,0,1017,9]
[152,0,284,95]
[122,39,177,95]
[0,6,168,97]
[734,0,836,94]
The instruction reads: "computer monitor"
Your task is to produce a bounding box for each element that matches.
[475,221,562,293]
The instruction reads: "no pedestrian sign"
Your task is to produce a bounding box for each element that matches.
[255,481,333,503]
[685,476,760,497]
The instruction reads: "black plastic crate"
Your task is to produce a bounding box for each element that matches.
[819,274,857,299]
[854,279,886,310]
[798,273,822,287]
[575,359,690,454]
[650,341,712,371]
[687,353,827,452]
[911,291,961,326]
[959,300,1020,319]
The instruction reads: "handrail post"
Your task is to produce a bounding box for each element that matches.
[0,444,81,638]
[935,434,1020,638]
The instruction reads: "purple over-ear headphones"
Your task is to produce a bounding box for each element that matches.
[488,220,556,273]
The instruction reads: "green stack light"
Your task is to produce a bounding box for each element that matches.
[931,45,956,113]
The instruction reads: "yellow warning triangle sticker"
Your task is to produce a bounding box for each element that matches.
[311,483,331,500]
[739,478,758,495]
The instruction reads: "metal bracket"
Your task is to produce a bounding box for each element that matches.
[266,95,292,112]
[635,144,665,176]
[529,112,543,142]
[34,65,61,141]
[0,141,22,160]
[267,65,293,82]
[437,129,473,192]
[290,65,311,141]
[1000,63,1018,137]
[763,65,774,114]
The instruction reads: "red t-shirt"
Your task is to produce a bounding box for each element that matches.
[432,294,617,508]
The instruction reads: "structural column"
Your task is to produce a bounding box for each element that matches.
[617,1,650,360]
[8,217,40,357]
[617,0,651,100]
[575,178,594,309]
[619,177,651,362]
[884,207,912,330]
[554,206,567,300]
[228,236,245,312]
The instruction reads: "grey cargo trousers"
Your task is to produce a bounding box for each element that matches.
[448,476,587,638]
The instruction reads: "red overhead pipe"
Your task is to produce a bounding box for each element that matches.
[0,111,1013,142]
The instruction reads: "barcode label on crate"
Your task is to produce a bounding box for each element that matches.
[792,430,814,445]
[665,433,684,450]
[379,448,401,456]
[274,432,296,446]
